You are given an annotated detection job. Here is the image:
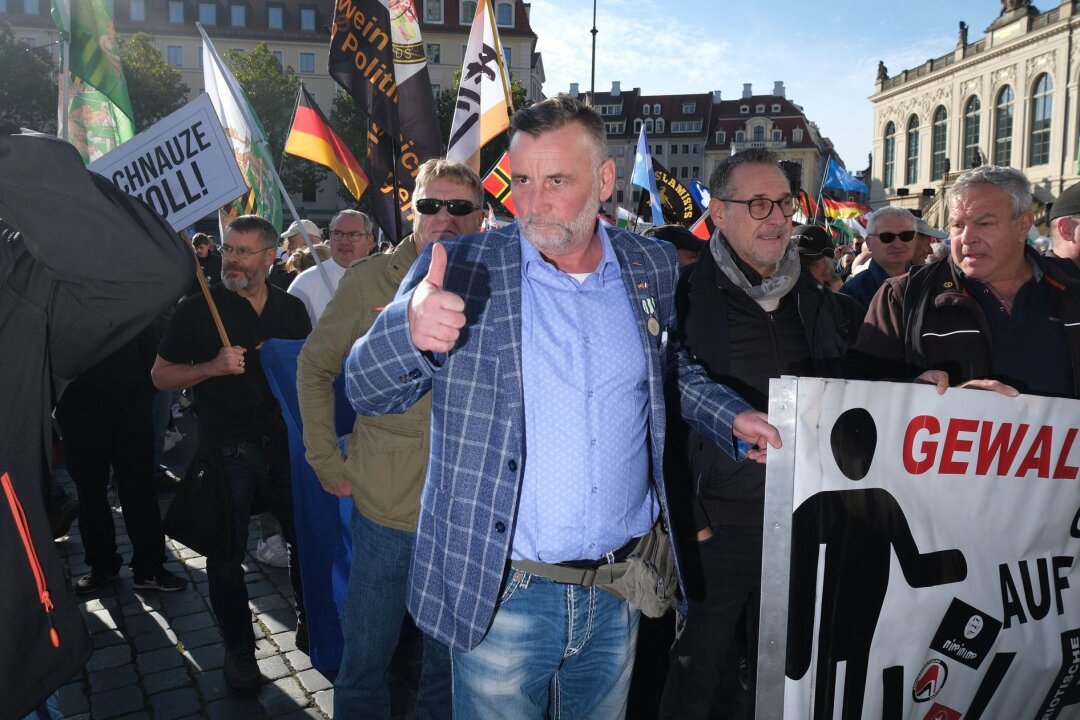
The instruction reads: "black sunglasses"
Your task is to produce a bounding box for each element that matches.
[415,198,481,216]
[872,230,916,244]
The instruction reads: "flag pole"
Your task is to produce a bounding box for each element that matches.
[199,23,332,292]
[57,26,69,140]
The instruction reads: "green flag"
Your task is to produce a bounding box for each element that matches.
[51,0,133,121]
[66,77,136,162]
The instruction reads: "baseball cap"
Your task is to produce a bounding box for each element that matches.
[280,218,322,240]
[793,224,833,260]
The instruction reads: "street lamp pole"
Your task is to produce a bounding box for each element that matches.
[590,0,598,98]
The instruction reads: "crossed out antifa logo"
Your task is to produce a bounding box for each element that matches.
[913,659,949,702]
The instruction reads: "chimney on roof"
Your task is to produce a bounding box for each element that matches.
[570,83,579,98]
[742,83,753,99]
[712,90,722,102]
[773,81,786,98]
[612,81,621,96]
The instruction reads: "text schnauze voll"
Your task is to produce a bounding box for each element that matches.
[110,121,213,218]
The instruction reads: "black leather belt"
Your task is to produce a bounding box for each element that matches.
[557,536,639,570]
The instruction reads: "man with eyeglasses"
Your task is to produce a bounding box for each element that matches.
[840,206,918,308]
[152,215,311,696]
[660,148,861,719]
[288,209,376,325]
[297,159,483,718]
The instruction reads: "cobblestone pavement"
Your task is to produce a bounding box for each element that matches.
[50,413,422,720]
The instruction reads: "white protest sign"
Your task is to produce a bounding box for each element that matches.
[759,377,1080,720]
[89,94,247,231]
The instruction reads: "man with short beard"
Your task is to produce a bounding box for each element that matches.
[659,148,862,719]
[151,215,311,696]
[343,95,778,718]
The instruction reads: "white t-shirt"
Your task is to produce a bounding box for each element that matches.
[287,259,347,326]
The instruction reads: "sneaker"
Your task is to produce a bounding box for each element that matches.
[162,429,183,452]
[223,644,262,696]
[254,535,290,568]
[132,568,187,592]
[74,565,120,595]
[170,403,184,419]
[295,619,309,655]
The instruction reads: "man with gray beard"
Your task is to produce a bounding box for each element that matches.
[152,215,311,696]
[343,96,777,718]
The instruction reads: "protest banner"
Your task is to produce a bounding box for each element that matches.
[88,94,246,231]
[758,377,1080,719]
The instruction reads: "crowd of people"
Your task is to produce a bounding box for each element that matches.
[10,93,1080,719]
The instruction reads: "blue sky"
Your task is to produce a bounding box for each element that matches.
[529,0,1004,171]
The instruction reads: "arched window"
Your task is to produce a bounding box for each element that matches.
[495,2,512,26]
[994,85,1014,166]
[645,118,654,133]
[655,118,665,133]
[634,119,642,133]
[931,106,948,180]
[906,114,920,185]
[460,0,476,23]
[963,96,981,168]
[753,125,765,142]
[1029,73,1052,166]
[883,122,896,188]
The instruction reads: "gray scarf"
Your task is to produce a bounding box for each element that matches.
[709,230,801,312]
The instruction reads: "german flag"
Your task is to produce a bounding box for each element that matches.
[482,150,516,217]
[284,86,368,200]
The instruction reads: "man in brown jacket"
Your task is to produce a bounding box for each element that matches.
[296,158,484,719]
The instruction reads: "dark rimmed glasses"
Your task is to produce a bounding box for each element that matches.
[718,196,798,220]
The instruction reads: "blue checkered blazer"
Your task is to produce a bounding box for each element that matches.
[345,223,751,651]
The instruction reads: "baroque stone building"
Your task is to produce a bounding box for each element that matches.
[870,0,1080,226]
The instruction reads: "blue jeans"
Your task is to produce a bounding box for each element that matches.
[333,507,451,720]
[452,568,639,720]
[207,441,304,647]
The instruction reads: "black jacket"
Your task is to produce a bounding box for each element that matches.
[0,125,191,719]
[671,251,863,530]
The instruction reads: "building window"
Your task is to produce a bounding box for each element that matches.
[300,8,316,31]
[23,0,38,13]
[301,178,317,203]
[634,119,642,133]
[197,44,203,67]
[792,128,803,142]
[168,1,184,23]
[756,104,764,113]
[654,143,662,155]
[883,121,895,188]
[1029,73,1052,166]
[931,106,948,180]
[460,0,476,24]
[267,5,283,30]
[963,96,981,169]
[740,105,748,114]
[431,83,441,98]
[716,131,726,144]
[772,130,782,142]
[682,102,695,114]
[653,104,660,115]
[681,144,689,154]
[130,0,145,21]
[735,131,745,142]
[753,125,765,142]
[994,85,1014,166]
[425,0,443,23]
[230,4,245,26]
[300,52,315,74]
[272,50,283,66]
[692,143,699,154]
[167,45,184,66]
[642,105,650,116]
[199,2,216,24]
[645,118,654,133]
[772,104,781,112]
[502,46,510,68]
[496,1,512,26]
[426,43,441,64]
[905,115,919,185]
[671,121,702,133]
[656,118,664,133]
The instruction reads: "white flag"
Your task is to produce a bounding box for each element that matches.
[445,0,512,173]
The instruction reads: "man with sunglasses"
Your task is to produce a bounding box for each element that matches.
[840,206,918,308]
[288,210,375,325]
[297,159,483,718]
[152,215,311,695]
[660,148,862,719]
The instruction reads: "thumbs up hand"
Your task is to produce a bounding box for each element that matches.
[408,242,467,354]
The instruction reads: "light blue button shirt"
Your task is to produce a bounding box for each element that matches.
[511,226,658,563]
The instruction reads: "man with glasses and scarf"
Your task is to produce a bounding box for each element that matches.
[660,148,862,719]
[152,215,311,696]
[840,206,918,307]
